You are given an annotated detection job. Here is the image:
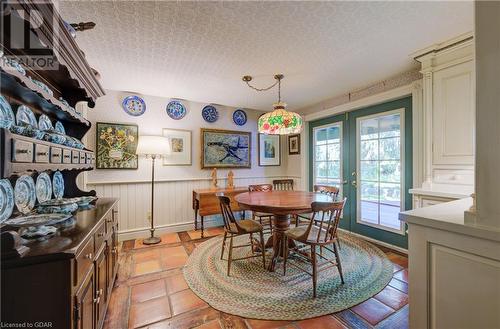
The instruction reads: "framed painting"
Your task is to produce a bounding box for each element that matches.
[96,122,138,169]
[201,128,251,168]
[258,134,281,166]
[288,134,301,155]
[162,128,192,166]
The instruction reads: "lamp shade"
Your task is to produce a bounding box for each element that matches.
[136,135,171,156]
[258,102,303,135]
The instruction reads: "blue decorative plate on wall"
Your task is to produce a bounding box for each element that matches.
[233,109,247,126]
[202,105,218,123]
[122,95,146,116]
[166,100,187,120]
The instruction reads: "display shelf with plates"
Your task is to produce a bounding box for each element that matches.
[1,4,117,329]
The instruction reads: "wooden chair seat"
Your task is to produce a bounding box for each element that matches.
[285,225,330,245]
[229,219,263,234]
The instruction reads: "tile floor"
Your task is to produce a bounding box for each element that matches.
[105,228,408,329]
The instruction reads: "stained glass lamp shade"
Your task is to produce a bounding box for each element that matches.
[258,102,303,135]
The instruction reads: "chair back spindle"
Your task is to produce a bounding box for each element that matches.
[303,199,346,244]
[273,179,294,191]
[217,193,239,232]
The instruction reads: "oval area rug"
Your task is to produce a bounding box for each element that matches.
[183,232,393,320]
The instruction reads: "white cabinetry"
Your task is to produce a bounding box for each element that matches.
[411,33,474,207]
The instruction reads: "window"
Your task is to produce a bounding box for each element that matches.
[313,123,342,194]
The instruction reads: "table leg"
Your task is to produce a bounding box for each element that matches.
[194,200,199,231]
[267,214,295,272]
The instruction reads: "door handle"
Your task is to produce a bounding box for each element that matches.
[351,180,357,188]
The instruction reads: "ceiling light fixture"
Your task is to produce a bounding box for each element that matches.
[243,74,303,135]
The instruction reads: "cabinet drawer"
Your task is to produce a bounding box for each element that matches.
[34,144,50,163]
[11,139,33,162]
[62,148,72,164]
[72,150,79,164]
[50,147,62,163]
[85,152,92,164]
[94,221,106,252]
[79,152,85,163]
[74,236,94,287]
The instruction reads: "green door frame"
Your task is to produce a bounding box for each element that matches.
[309,96,412,249]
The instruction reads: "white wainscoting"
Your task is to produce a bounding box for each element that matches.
[87,176,303,240]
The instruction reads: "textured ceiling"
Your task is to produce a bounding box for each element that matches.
[58,1,473,111]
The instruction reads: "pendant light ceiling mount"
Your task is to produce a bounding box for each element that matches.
[242,73,303,135]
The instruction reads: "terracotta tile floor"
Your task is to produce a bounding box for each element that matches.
[105,228,409,329]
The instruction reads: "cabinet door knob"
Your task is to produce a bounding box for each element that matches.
[93,297,100,304]
[85,253,93,260]
[97,232,104,237]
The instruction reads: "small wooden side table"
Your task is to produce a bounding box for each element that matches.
[192,187,248,237]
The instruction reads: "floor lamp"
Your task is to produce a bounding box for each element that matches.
[136,135,171,245]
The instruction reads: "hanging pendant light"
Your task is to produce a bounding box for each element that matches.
[243,74,303,135]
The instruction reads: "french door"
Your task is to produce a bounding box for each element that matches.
[310,97,412,248]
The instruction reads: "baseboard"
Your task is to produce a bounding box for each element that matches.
[118,217,222,241]
[339,228,408,255]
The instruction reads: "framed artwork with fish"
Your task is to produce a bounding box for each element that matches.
[201,128,251,169]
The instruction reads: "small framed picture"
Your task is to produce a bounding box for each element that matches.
[258,134,281,166]
[162,128,192,166]
[288,134,301,155]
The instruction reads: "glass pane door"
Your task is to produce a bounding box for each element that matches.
[356,110,404,233]
[313,123,343,195]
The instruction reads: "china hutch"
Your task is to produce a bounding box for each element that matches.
[1,2,117,329]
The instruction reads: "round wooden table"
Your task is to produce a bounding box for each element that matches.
[234,190,332,271]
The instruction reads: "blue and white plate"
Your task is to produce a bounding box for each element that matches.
[202,105,218,123]
[16,105,37,127]
[166,100,187,120]
[0,179,15,223]
[4,213,71,228]
[122,95,146,116]
[0,95,15,129]
[233,109,247,126]
[6,59,26,76]
[36,172,52,203]
[53,171,64,199]
[37,199,77,214]
[14,175,36,215]
[55,121,65,134]
[38,114,53,131]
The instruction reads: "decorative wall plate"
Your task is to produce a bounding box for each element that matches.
[14,175,36,215]
[0,179,15,222]
[52,171,64,199]
[36,172,52,203]
[122,95,146,116]
[55,121,66,134]
[16,105,38,127]
[0,95,15,129]
[38,114,53,131]
[233,109,247,126]
[4,213,71,228]
[166,100,187,120]
[202,105,218,123]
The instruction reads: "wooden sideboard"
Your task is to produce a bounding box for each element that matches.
[1,198,119,329]
[192,187,247,237]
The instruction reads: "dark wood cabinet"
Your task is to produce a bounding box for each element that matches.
[75,269,95,329]
[1,198,119,329]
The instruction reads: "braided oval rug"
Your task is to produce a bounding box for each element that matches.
[183,232,393,320]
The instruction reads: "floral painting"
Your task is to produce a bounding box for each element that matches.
[96,122,138,169]
[201,129,251,168]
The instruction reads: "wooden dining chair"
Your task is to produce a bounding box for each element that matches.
[283,199,346,298]
[217,194,266,276]
[296,185,343,249]
[248,184,274,233]
[273,179,294,191]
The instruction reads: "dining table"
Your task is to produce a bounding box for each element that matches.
[234,190,332,271]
